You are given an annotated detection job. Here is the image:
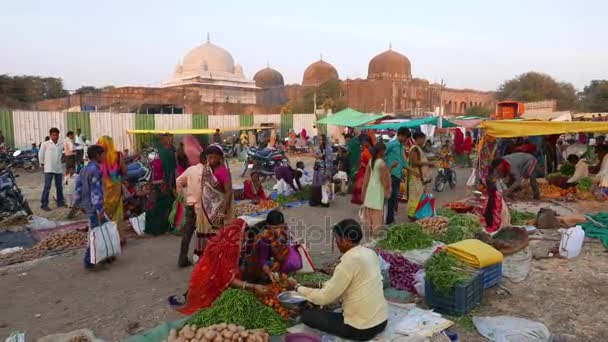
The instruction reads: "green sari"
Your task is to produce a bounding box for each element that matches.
[347,138,361,192]
[145,141,177,235]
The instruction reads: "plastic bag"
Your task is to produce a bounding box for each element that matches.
[413,269,425,296]
[128,213,146,236]
[473,316,551,342]
[378,254,391,288]
[89,221,121,264]
[414,194,435,220]
[502,246,531,283]
[467,168,478,187]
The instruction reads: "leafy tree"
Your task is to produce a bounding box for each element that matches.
[74,86,101,94]
[578,80,608,112]
[496,72,577,110]
[464,105,492,117]
[293,80,347,113]
[0,74,68,108]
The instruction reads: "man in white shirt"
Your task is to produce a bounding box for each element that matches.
[39,127,66,211]
[74,128,85,171]
[290,219,388,341]
[176,151,205,267]
[63,131,76,179]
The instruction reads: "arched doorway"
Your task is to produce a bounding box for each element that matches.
[460,101,467,113]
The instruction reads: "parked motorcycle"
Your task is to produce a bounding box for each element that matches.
[434,167,456,192]
[240,147,289,177]
[220,143,238,158]
[0,164,33,218]
[11,150,39,173]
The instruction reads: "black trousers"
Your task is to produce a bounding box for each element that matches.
[178,205,197,267]
[301,309,387,341]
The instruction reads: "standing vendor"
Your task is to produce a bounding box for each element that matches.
[289,219,388,341]
[490,152,540,200]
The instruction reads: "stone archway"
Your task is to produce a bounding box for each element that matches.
[460,101,467,113]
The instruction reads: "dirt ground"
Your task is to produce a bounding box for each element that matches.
[1,164,608,341]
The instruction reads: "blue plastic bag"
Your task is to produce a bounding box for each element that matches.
[415,194,435,220]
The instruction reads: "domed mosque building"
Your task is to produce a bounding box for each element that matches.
[161,34,258,104]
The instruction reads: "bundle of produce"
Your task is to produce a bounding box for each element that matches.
[576,177,593,193]
[436,207,458,219]
[276,185,312,206]
[257,199,279,210]
[187,288,288,336]
[377,249,421,293]
[291,272,331,288]
[558,163,575,177]
[509,209,536,226]
[165,323,269,342]
[377,223,433,251]
[538,183,566,198]
[433,214,481,244]
[258,276,291,319]
[418,216,449,235]
[425,251,475,296]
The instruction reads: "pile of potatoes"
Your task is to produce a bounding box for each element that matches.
[418,216,449,235]
[164,323,270,342]
[36,231,88,251]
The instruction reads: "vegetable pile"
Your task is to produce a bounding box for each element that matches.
[432,214,481,245]
[577,176,593,193]
[509,209,536,226]
[445,202,473,213]
[291,272,331,287]
[187,288,288,335]
[558,163,575,177]
[234,200,279,216]
[377,249,421,293]
[436,207,458,219]
[276,185,312,206]
[418,216,449,235]
[377,223,434,251]
[0,231,88,266]
[425,251,474,296]
[164,323,269,342]
[258,277,291,320]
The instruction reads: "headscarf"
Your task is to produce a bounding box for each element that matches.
[97,136,120,182]
[177,219,246,315]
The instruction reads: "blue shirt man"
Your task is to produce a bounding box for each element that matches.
[385,127,411,224]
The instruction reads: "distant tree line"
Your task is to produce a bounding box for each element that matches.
[0,74,69,108]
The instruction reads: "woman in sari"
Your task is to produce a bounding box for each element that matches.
[478,134,498,184]
[408,132,434,220]
[482,178,510,234]
[97,136,128,243]
[454,128,464,166]
[346,133,360,193]
[197,144,234,253]
[309,134,333,207]
[170,218,268,315]
[145,134,176,235]
[351,135,372,204]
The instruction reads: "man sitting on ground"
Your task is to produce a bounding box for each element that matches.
[290,219,388,341]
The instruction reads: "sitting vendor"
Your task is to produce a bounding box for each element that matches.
[290,219,388,341]
[244,210,303,283]
[242,170,267,202]
[564,154,588,187]
[169,218,268,315]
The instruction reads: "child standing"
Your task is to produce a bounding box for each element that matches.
[72,144,108,269]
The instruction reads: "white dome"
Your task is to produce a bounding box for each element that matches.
[181,41,236,77]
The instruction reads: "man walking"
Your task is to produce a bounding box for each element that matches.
[385,127,411,224]
[39,127,66,211]
[176,151,206,267]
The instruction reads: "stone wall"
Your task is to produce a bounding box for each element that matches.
[441,88,495,115]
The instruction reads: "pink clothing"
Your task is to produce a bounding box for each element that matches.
[151,158,164,183]
[176,164,203,206]
[213,164,230,187]
[183,135,204,167]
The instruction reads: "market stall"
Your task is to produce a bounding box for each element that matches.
[315,107,385,143]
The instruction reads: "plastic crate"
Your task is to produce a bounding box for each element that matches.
[479,262,502,289]
[425,271,483,316]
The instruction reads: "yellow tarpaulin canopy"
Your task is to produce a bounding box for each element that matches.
[127,126,264,135]
[481,120,608,138]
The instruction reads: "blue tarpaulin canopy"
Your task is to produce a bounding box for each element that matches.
[316,108,385,127]
[363,116,458,130]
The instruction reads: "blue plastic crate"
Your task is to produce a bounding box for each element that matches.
[425,271,483,316]
[479,262,502,289]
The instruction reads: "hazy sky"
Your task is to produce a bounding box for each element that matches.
[2,0,607,92]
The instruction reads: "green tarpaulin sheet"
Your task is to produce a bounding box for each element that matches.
[315,108,384,127]
[363,116,458,130]
[579,212,608,248]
